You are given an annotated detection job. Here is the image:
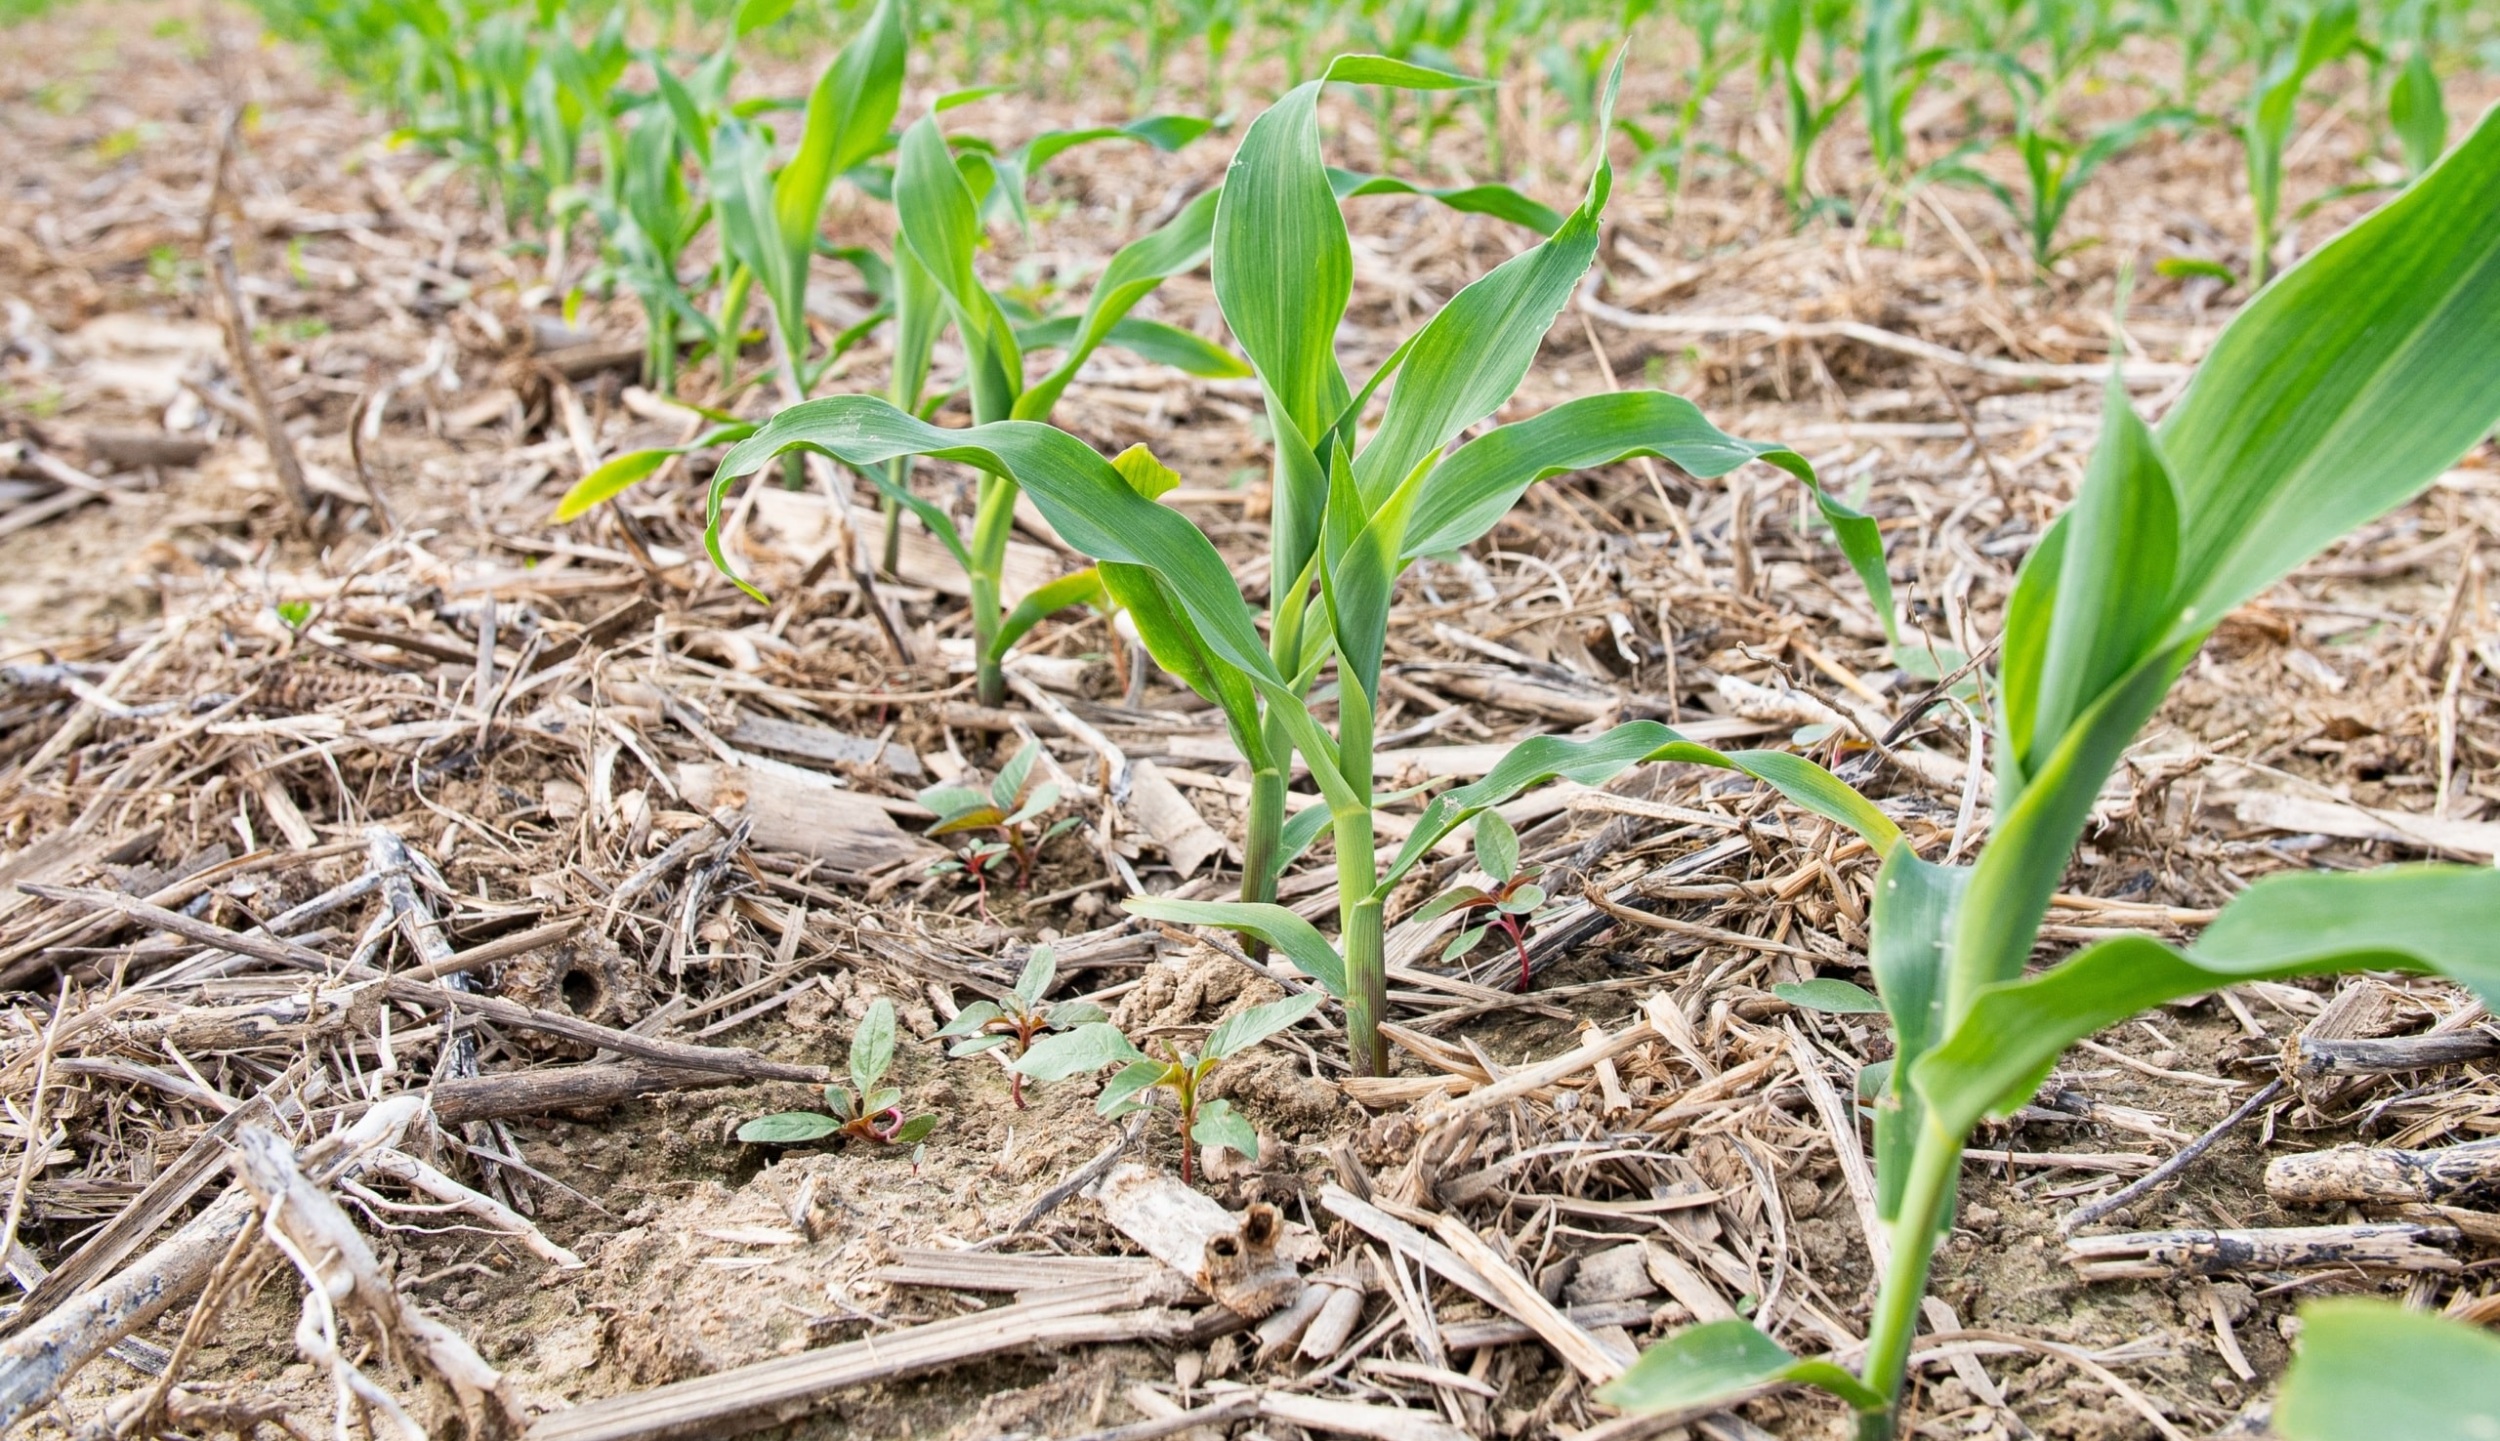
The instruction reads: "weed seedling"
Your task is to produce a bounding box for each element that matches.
[1015,990,1322,1184]
[933,946,1105,1108]
[736,998,937,1148]
[915,743,1076,891]
[1411,810,1550,991]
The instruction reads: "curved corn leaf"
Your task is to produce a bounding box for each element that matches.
[2163,100,2500,635]
[552,421,757,521]
[1399,390,1891,638]
[1326,169,1565,237]
[1379,723,1899,891]
[772,0,903,284]
[1598,1319,1884,1415]
[713,398,1279,687]
[2389,51,2448,177]
[1865,845,1963,1222]
[1125,897,1348,997]
[988,567,1107,666]
[895,115,1022,422]
[1276,799,1335,870]
[1203,989,1326,1060]
[2276,1300,2500,1441]
[1915,865,2500,1141]
[1019,187,1229,416]
[1024,115,1214,173]
[1319,53,1492,89]
[1015,314,1250,384]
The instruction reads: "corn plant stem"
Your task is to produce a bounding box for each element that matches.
[1238,769,1286,958]
[717,267,752,389]
[1854,1120,1964,1440]
[968,473,1021,708]
[880,463,906,575]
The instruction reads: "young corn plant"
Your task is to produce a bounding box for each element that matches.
[1764,0,1861,217]
[736,998,938,1147]
[1014,990,1324,1184]
[2387,4,2448,176]
[934,946,1105,1108]
[1934,70,2193,271]
[701,54,1894,1077]
[1597,105,2500,1440]
[2243,0,2357,285]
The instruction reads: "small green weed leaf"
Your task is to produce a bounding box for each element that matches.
[2276,1299,2500,1441]
[737,1111,843,1144]
[948,1034,1011,1057]
[1099,1058,1170,1115]
[1441,925,1489,962]
[850,998,896,1099]
[1016,1021,1147,1080]
[889,1113,939,1146]
[1049,1002,1107,1029]
[936,1000,1002,1039]
[1774,979,1885,1014]
[1202,989,1325,1061]
[1125,898,1348,997]
[822,1084,855,1121]
[1474,810,1519,883]
[1191,1097,1261,1159]
[1598,1319,1883,1414]
[860,1086,902,1116]
[992,745,1039,811]
[1499,883,1546,914]
[1411,887,1491,926]
[1013,947,1056,1006]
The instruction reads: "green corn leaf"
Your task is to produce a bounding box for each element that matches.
[1211,76,1359,594]
[1276,799,1335,869]
[1014,946,1056,1006]
[989,567,1109,665]
[552,421,759,521]
[2277,1300,2500,1441]
[732,0,796,38]
[1098,1058,1170,1115]
[1916,865,2500,1142]
[709,120,796,348]
[1473,810,1519,882]
[1326,170,1565,237]
[2164,100,2500,637]
[1125,899,1348,997]
[1014,314,1251,385]
[1023,115,1215,174]
[1203,989,1327,1060]
[1191,1097,1261,1159]
[712,400,1280,687]
[1319,53,1492,89]
[1015,1021,1149,1080]
[772,0,904,291]
[2390,51,2448,177]
[1866,846,1963,1222]
[935,999,1002,1040]
[1397,390,1893,638]
[1110,444,1182,499]
[894,116,1021,422]
[1380,723,1899,891]
[736,1111,844,1144]
[1018,187,1226,417]
[850,997,896,1098]
[1774,979,1885,1014]
[1598,1319,1884,1415]
[2018,379,2179,777]
[1350,55,1615,512]
[890,1113,939,1145]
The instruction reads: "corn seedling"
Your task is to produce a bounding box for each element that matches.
[1933,69,2193,270]
[1765,0,1862,217]
[1410,810,1553,991]
[915,742,1078,892]
[2243,0,2357,285]
[706,53,1891,1077]
[736,997,938,1147]
[2388,4,2448,175]
[1015,990,1323,1184]
[2273,1299,2500,1441]
[1599,104,2500,1440]
[933,946,1105,1108]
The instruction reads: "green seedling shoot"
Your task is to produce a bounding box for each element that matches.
[1015,990,1323,1185]
[933,946,1105,1108]
[915,741,1078,892]
[1410,809,1551,992]
[1599,105,2500,1440]
[736,998,937,1147]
